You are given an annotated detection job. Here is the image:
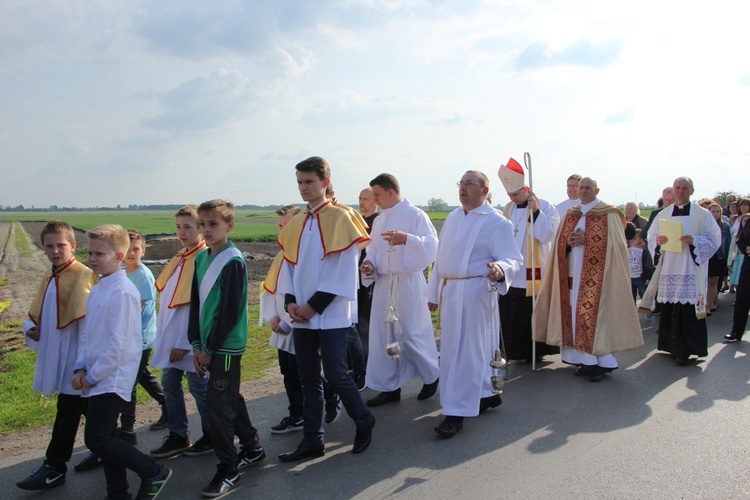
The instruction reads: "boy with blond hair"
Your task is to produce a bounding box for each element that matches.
[188,200,264,497]
[150,205,213,458]
[72,224,171,500]
[16,221,97,491]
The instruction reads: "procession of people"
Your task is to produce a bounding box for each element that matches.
[17,154,746,498]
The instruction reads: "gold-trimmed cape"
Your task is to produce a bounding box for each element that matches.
[263,250,284,295]
[277,201,370,265]
[155,242,206,309]
[533,202,643,355]
[28,258,97,329]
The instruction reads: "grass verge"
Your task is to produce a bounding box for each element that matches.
[0,306,277,434]
[13,223,33,257]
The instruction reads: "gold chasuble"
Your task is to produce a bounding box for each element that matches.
[29,258,97,329]
[533,203,643,355]
[155,242,206,309]
[503,201,543,297]
[278,201,370,264]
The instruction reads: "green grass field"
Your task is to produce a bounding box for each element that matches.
[0,210,280,242]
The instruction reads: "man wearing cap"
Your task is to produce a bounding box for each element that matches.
[555,174,582,216]
[643,177,721,365]
[427,170,521,437]
[498,158,560,362]
[533,177,643,381]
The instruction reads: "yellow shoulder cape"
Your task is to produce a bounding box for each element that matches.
[278,201,370,264]
[28,258,97,329]
[155,242,206,309]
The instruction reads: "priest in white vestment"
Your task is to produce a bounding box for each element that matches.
[360,173,440,407]
[426,170,521,438]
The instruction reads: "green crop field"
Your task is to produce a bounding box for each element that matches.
[0,210,280,242]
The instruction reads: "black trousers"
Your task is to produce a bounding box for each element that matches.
[46,393,87,472]
[120,348,166,431]
[84,393,160,500]
[207,354,259,472]
[731,260,750,336]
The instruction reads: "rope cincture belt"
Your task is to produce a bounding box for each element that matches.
[436,275,484,329]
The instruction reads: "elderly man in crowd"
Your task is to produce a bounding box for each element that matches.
[533,177,643,381]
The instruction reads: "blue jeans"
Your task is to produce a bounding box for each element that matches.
[347,324,366,376]
[161,367,211,438]
[631,277,647,303]
[293,327,372,446]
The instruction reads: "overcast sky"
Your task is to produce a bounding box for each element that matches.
[1,1,748,209]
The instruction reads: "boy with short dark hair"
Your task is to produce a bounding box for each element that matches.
[188,200,264,497]
[16,221,97,491]
[150,205,213,458]
[121,229,169,438]
[72,224,171,500]
[277,156,375,462]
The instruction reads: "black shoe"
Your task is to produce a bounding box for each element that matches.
[118,428,137,446]
[150,433,190,458]
[278,441,325,462]
[183,435,214,456]
[434,416,463,438]
[150,407,169,431]
[135,465,171,500]
[574,365,595,377]
[417,379,439,400]
[74,452,102,472]
[725,333,742,342]
[353,373,367,392]
[17,461,65,491]
[479,394,502,414]
[236,444,266,470]
[588,366,606,382]
[201,468,239,498]
[325,394,341,424]
[352,416,375,454]
[271,416,304,434]
[366,389,401,407]
[676,355,690,366]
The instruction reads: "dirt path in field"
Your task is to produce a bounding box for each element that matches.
[0,225,286,459]
[0,223,49,338]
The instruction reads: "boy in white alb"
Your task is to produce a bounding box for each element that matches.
[16,221,97,491]
[72,224,171,500]
[262,205,305,433]
[150,206,213,458]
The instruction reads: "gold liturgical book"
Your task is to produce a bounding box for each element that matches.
[660,220,683,253]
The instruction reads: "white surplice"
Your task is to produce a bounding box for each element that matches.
[24,279,83,396]
[261,262,295,354]
[365,198,439,392]
[152,258,197,372]
[647,203,721,304]
[426,203,521,417]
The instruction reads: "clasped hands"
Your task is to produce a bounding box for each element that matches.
[567,228,585,247]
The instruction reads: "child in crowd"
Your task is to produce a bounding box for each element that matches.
[263,205,305,434]
[76,229,169,470]
[150,205,213,458]
[16,221,97,491]
[72,224,171,500]
[122,229,169,437]
[188,200,264,497]
[628,228,654,304]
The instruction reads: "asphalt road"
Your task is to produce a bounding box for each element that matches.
[3,292,749,499]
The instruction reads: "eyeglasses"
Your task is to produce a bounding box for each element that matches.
[457,180,482,188]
